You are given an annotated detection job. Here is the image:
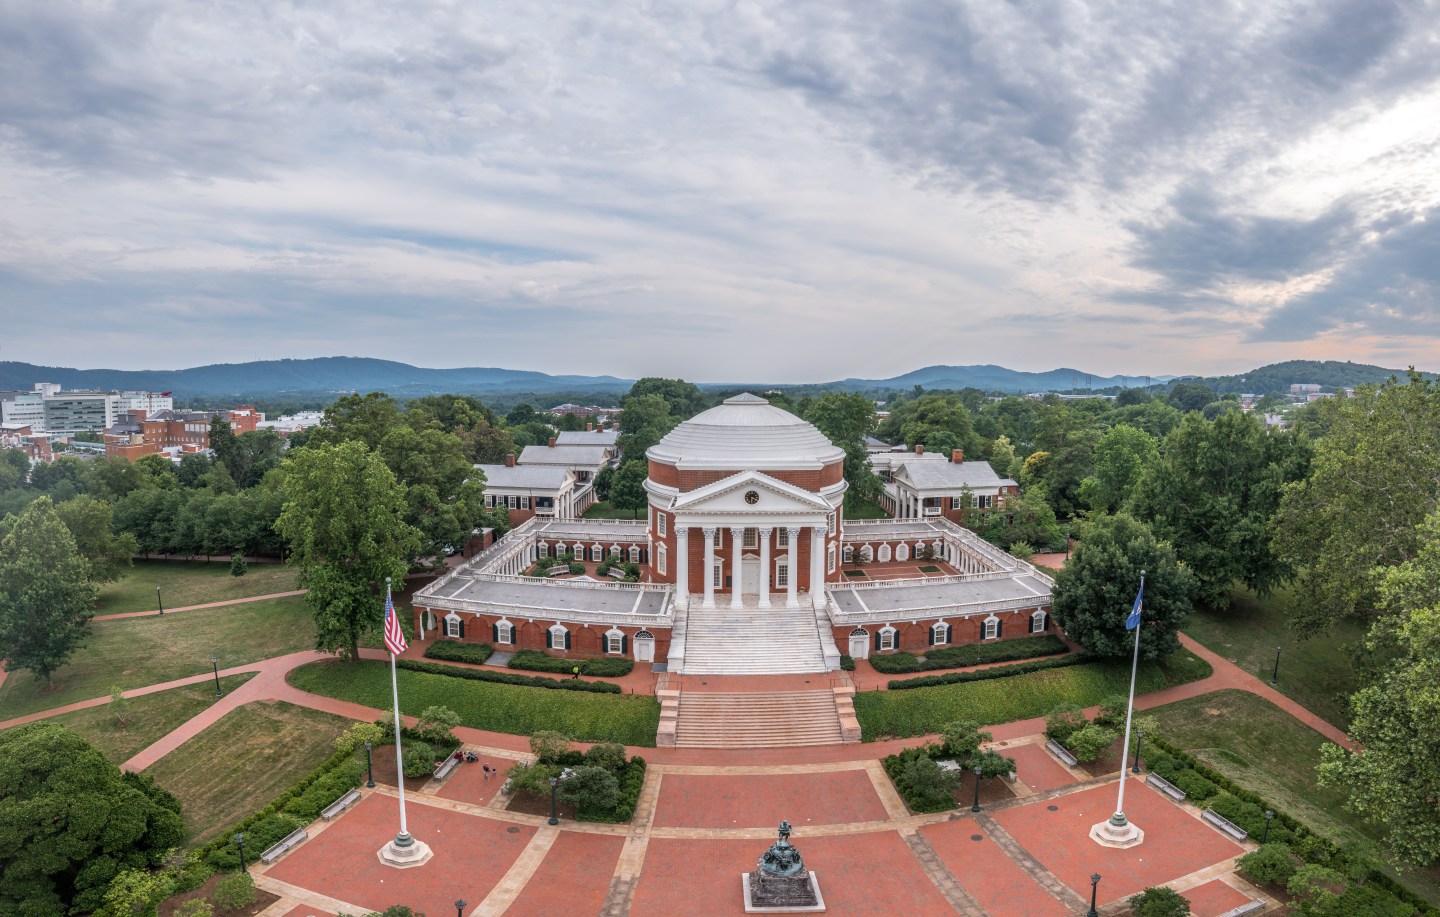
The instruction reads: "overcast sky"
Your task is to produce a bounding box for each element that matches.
[3,0,1438,382]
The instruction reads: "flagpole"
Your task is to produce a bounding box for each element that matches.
[386,578,412,848]
[1111,570,1144,828]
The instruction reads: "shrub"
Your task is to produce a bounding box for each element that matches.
[868,651,922,674]
[364,908,424,917]
[1007,542,1036,562]
[1094,694,1128,728]
[229,553,247,577]
[1044,703,1086,742]
[504,761,559,797]
[334,721,386,755]
[97,868,171,917]
[558,765,621,813]
[204,813,306,870]
[839,655,855,671]
[1066,724,1118,763]
[402,741,436,778]
[939,721,991,761]
[881,745,956,813]
[423,640,495,665]
[585,742,628,773]
[1209,793,1285,842]
[175,898,213,917]
[568,562,585,574]
[282,758,363,821]
[897,755,959,811]
[1172,770,1218,802]
[1287,863,1346,913]
[888,651,1094,689]
[972,748,1016,779]
[1239,844,1298,887]
[508,650,634,677]
[394,658,622,693]
[870,635,1069,675]
[110,686,130,728]
[162,851,213,896]
[415,705,461,746]
[530,730,571,763]
[1128,886,1190,917]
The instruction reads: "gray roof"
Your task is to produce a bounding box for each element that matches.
[426,576,669,616]
[519,444,612,466]
[897,460,1015,490]
[556,430,619,446]
[474,464,571,490]
[830,573,1051,615]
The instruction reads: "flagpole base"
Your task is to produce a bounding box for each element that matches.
[1089,817,1144,849]
[378,837,433,869]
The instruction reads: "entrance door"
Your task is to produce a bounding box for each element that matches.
[849,631,869,659]
[634,632,655,662]
[741,556,760,595]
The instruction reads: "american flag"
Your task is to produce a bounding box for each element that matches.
[383,588,407,656]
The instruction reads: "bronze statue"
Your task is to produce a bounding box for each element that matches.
[748,819,820,908]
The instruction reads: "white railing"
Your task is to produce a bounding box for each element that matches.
[420,594,673,627]
[839,569,1015,589]
[468,572,671,592]
[827,593,1048,625]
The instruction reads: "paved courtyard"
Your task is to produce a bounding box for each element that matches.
[253,753,1274,917]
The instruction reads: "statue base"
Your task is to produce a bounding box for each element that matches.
[377,838,433,868]
[742,871,826,913]
[1089,818,1145,849]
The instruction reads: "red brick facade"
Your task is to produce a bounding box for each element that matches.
[412,606,670,661]
[830,605,1050,656]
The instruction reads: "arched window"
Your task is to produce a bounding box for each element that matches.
[983,615,1001,640]
[878,626,898,651]
[844,545,854,563]
[494,619,514,645]
[860,545,873,562]
[590,544,604,562]
[1030,610,1048,633]
[548,624,571,650]
[878,544,892,563]
[930,621,950,645]
[536,542,549,559]
[827,544,836,573]
[629,545,641,563]
[850,627,868,637]
[657,544,668,576]
[572,542,585,558]
[896,543,909,562]
[604,628,627,655]
[444,613,462,639]
[609,544,622,557]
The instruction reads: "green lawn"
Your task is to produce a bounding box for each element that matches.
[95,559,299,616]
[0,596,315,719]
[144,700,353,846]
[853,649,1211,740]
[287,659,661,746]
[1146,689,1440,908]
[582,501,644,520]
[34,674,255,764]
[1184,585,1365,729]
[843,500,891,520]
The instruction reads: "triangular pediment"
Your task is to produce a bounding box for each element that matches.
[672,470,831,515]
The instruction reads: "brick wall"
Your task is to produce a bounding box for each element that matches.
[830,605,1051,656]
[415,606,670,660]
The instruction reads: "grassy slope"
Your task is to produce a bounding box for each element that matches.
[287,659,661,746]
[144,700,352,846]
[96,559,299,616]
[1146,688,1440,908]
[1184,585,1364,729]
[581,501,644,520]
[0,596,315,719]
[853,649,1211,740]
[34,674,255,763]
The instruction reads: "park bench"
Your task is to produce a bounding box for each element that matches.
[433,755,461,781]
[547,565,570,577]
[1145,773,1187,802]
[1044,739,1078,767]
[607,566,628,579]
[1215,901,1265,917]
[321,788,362,820]
[1201,808,1249,841]
[260,828,308,864]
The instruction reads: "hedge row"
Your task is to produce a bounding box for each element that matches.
[508,650,634,677]
[868,635,1069,674]
[881,744,956,813]
[544,749,649,822]
[1148,736,1436,916]
[888,652,1094,690]
[396,658,622,694]
[424,639,495,665]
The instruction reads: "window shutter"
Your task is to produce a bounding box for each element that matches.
[458,619,466,639]
[547,629,554,650]
[492,622,500,642]
[996,619,1003,638]
[621,634,629,655]
[928,626,936,646]
[564,631,572,650]
[873,629,881,652]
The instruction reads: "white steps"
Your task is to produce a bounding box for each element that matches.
[676,601,829,675]
[673,690,844,748]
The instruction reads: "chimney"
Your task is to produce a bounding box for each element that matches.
[505,453,516,467]
[586,422,594,432]
[548,437,557,448]
[915,444,924,455]
[951,449,963,464]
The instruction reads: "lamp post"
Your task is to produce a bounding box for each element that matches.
[1262,810,1274,845]
[1270,646,1282,686]
[971,765,983,813]
[1132,729,1144,774]
[234,833,247,874]
[211,656,223,697]
[548,775,560,825]
[454,899,467,917]
[1087,873,1101,917]
[156,586,164,616]
[365,741,376,788]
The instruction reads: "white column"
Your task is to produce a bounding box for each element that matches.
[810,526,825,607]
[758,526,772,608]
[729,527,744,608]
[702,527,716,608]
[676,526,689,608]
[786,527,800,608]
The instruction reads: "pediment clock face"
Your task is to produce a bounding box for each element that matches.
[744,490,760,505]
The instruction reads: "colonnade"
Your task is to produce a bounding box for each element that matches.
[675,523,827,609]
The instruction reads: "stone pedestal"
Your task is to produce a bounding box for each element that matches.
[377,837,433,868]
[742,871,826,913]
[1089,817,1145,849]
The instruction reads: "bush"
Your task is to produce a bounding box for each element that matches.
[229,553,246,577]
[1066,723,1118,763]
[972,748,1016,779]
[568,562,585,574]
[868,651,923,674]
[97,868,171,917]
[881,745,957,813]
[394,658,622,693]
[530,730,571,763]
[415,706,461,747]
[504,761,559,797]
[839,655,855,671]
[204,813,306,870]
[557,765,621,813]
[334,721,386,755]
[940,721,991,760]
[585,742,628,773]
[1239,844,1298,887]
[1172,769,1218,802]
[423,640,495,665]
[281,757,363,821]
[869,635,1069,675]
[1128,886,1190,917]
[212,871,257,911]
[1007,542,1036,562]
[402,741,436,778]
[1044,703,1087,742]
[508,650,634,678]
[888,651,1095,689]
[1094,694,1127,728]
[110,686,130,728]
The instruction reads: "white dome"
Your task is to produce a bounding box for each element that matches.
[647,393,846,470]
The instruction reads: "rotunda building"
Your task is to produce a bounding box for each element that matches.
[645,393,847,610]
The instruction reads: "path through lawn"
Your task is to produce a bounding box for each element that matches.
[96,559,299,616]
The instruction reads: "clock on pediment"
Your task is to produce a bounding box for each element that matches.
[744,490,760,505]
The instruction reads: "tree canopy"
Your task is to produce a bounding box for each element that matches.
[0,497,98,686]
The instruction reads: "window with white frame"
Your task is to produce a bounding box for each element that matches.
[657,512,667,537]
[931,621,949,645]
[629,545,641,563]
[606,629,625,654]
[609,544,621,557]
[445,614,461,638]
[827,544,836,573]
[521,496,531,509]
[1031,610,1048,633]
[972,494,994,509]
[713,528,723,547]
[844,545,854,563]
[572,542,585,558]
[713,563,722,587]
[507,495,518,509]
[860,545,873,562]
[983,616,1000,639]
[536,542,549,558]
[743,528,758,548]
[484,494,494,508]
[778,528,789,548]
[878,544,892,562]
[879,627,897,651]
[827,513,836,535]
[657,544,667,575]
[496,620,514,644]
[896,543,909,562]
[548,624,569,649]
[776,560,789,587]
[590,544,604,562]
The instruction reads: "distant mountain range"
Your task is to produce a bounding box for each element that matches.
[0,356,1426,400]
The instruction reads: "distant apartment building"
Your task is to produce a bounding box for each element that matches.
[1289,383,1323,394]
[0,384,174,436]
[103,406,264,460]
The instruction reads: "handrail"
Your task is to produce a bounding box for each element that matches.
[840,570,1014,589]
[827,593,1048,624]
[468,572,671,592]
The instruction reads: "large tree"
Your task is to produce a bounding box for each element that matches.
[1272,373,1440,633]
[1132,411,1308,608]
[0,497,98,686]
[1317,510,1440,865]
[1051,513,1195,659]
[805,392,881,510]
[276,441,420,660]
[54,494,138,584]
[608,460,649,518]
[1078,424,1157,515]
[0,722,185,916]
[625,377,708,419]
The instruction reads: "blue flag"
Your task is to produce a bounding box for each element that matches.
[1126,581,1144,630]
